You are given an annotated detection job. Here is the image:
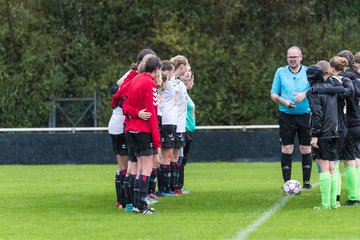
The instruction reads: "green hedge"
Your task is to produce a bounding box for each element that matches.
[1,0,359,127]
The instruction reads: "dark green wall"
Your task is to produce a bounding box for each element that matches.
[0,131,302,164]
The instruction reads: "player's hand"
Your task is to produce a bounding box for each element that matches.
[138,109,151,120]
[310,137,318,148]
[284,100,296,108]
[293,92,306,103]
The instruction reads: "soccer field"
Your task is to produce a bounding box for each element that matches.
[1,162,360,240]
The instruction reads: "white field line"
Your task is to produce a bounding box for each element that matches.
[235,181,321,240]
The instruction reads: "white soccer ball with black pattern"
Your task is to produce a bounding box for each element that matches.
[283,180,302,195]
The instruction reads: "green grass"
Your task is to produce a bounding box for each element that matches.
[0,162,359,240]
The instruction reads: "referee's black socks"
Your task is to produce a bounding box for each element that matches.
[302,153,312,184]
[281,153,292,182]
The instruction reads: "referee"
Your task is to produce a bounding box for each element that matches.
[270,46,313,189]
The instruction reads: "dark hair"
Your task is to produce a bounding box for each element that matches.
[136,48,156,65]
[110,84,119,94]
[338,50,354,68]
[161,60,174,71]
[145,56,162,73]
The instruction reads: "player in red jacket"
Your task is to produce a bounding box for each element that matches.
[124,56,162,214]
[110,49,155,212]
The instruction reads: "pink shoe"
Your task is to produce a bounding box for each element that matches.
[148,193,159,199]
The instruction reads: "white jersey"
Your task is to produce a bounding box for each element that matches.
[176,79,188,132]
[108,71,129,134]
[108,106,126,134]
[158,91,164,117]
[161,77,179,125]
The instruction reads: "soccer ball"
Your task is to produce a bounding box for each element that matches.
[283,180,302,195]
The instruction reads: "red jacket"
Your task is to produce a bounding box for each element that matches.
[111,70,138,108]
[124,73,160,148]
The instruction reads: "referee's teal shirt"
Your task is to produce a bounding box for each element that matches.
[271,65,310,115]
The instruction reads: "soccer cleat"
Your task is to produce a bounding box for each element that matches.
[137,207,155,215]
[342,200,359,206]
[159,190,177,196]
[145,196,158,205]
[313,205,330,210]
[181,188,190,194]
[155,191,165,197]
[173,189,183,195]
[330,203,341,210]
[147,193,159,199]
[303,181,312,189]
[125,204,134,212]
[116,201,121,207]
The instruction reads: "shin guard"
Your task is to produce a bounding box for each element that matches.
[138,175,150,210]
[148,168,158,194]
[345,166,358,201]
[115,171,121,204]
[179,164,185,189]
[160,164,171,191]
[133,175,140,208]
[330,173,338,208]
[119,170,126,207]
[129,174,136,206]
[320,172,331,207]
[123,173,131,205]
[170,162,177,191]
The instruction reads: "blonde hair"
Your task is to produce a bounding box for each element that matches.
[137,54,156,73]
[354,52,360,64]
[316,60,331,76]
[170,55,188,70]
[287,46,302,56]
[338,50,354,67]
[329,56,348,72]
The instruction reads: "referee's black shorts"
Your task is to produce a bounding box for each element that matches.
[279,112,311,146]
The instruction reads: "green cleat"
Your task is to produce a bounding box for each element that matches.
[330,203,341,210]
[313,205,330,210]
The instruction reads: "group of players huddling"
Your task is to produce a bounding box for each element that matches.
[306,50,360,210]
[108,49,195,215]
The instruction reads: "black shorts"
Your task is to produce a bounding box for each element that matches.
[126,132,158,157]
[175,132,185,148]
[158,116,162,133]
[182,132,193,166]
[109,133,128,156]
[161,125,176,148]
[312,137,339,161]
[279,112,311,146]
[341,126,360,160]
